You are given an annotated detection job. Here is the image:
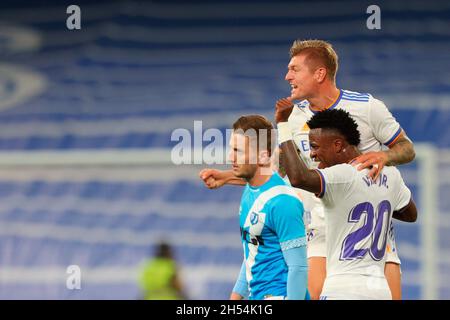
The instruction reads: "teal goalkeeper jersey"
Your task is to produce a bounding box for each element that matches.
[239,172,306,299]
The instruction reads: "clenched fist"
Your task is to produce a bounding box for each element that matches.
[275,97,294,123]
[199,168,229,189]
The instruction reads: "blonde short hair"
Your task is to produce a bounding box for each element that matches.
[290,39,338,82]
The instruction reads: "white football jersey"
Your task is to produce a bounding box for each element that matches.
[286,89,403,259]
[289,89,402,159]
[316,163,411,298]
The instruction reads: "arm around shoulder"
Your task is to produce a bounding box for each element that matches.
[385,131,416,166]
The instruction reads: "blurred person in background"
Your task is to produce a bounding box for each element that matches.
[139,241,186,300]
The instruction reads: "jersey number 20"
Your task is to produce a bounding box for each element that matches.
[340,200,391,261]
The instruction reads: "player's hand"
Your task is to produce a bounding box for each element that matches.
[354,151,388,180]
[229,292,244,300]
[275,97,294,123]
[199,168,229,189]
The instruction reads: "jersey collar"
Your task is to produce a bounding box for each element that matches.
[309,89,342,114]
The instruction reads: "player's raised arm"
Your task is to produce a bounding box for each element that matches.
[275,99,322,194]
[278,139,321,194]
[199,168,246,189]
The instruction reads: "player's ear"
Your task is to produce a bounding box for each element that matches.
[334,139,344,153]
[258,149,271,166]
[314,67,327,83]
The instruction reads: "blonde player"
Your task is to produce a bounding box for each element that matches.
[276,39,415,299]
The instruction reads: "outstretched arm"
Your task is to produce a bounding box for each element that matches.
[275,98,322,194]
[277,124,322,194]
[199,169,246,189]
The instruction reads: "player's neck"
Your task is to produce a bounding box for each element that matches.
[308,84,340,111]
[341,146,361,164]
[248,166,272,187]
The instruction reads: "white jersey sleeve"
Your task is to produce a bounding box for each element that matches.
[368,97,402,147]
[314,164,356,205]
[392,168,412,211]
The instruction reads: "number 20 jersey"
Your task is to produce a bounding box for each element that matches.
[316,163,411,290]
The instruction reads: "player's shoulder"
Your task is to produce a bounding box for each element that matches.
[322,162,357,172]
[380,165,403,181]
[262,173,298,198]
[341,89,371,102]
[266,189,304,220]
[319,163,359,183]
[341,89,388,107]
[263,176,302,207]
[340,89,392,120]
[266,185,302,204]
[377,166,409,196]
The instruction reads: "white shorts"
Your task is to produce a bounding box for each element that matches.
[306,200,327,258]
[385,221,401,265]
[320,274,392,300]
[307,225,327,258]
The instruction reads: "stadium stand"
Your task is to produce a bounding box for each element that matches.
[0,0,449,299]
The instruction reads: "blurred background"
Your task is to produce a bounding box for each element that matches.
[0,0,449,299]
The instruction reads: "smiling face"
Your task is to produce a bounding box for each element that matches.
[308,128,345,169]
[285,54,321,100]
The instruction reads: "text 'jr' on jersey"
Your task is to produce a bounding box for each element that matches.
[316,164,411,299]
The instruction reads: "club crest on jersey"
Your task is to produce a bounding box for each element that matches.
[250,212,259,225]
[301,123,310,132]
